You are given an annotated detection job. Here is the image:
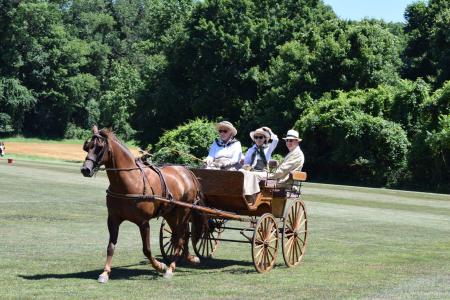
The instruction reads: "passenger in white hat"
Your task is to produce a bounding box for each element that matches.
[204,121,242,169]
[269,129,304,183]
[243,127,278,171]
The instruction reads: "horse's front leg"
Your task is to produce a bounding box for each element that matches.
[98,216,121,283]
[139,221,167,273]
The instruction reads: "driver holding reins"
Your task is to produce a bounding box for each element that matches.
[204,121,242,170]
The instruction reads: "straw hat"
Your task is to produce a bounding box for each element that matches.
[215,121,237,136]
[282,129,302,141]
[249,127,270,142]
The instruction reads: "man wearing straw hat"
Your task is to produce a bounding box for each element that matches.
[269,129,304,185]
[204,121,242,170]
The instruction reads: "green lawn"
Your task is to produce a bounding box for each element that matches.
[0,159,449,299]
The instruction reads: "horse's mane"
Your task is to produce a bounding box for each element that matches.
[100,128,134,157]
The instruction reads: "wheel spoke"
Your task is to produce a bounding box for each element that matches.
[285,231,295,237]
[267,244,277,251]
[296,239,303,256]
[167,243,173,256]
[263,249,269,268]
[199,236,206,256]
[267,226,276,241]
[298,216,306,229]
[255,246,264,261]
[293,240,299,263]
[163,240,171,248]
[294,210,304,230]
[285,237,294,255]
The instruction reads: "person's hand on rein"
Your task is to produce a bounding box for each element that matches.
[204,157,213,166]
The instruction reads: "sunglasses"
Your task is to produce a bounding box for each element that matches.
[254,136,265,140]
[285,139,296,143]
[218,129,228,133]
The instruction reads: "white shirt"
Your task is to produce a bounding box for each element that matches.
[207,139,242,165]
[244,133,279,168]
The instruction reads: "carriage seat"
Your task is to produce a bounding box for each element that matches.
[262,171,307,197]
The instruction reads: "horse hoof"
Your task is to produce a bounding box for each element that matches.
[189,256,201,265]
[98,274,109,283]
[163,269,173,280]
[159,262,168,273]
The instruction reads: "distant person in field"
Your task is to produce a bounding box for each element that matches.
[242,127,278,172]
[0,142,5,156]
[269,129,304,185]
[204,121,242,170]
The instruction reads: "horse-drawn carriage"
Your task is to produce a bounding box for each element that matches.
[159,168,308,273]
[81,126,307,281]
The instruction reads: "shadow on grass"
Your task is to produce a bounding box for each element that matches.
[19,262,158,281]
[165,256,255,275]
[19,257,254,281]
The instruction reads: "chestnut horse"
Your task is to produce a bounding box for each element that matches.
[81,126,200,281]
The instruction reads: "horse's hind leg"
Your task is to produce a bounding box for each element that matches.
[98,216,121,283]
[183,215,200,265]
[164,208,198,278]
[139,221,167,273]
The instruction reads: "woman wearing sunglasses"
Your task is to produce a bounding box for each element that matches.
[204,121,242,170]
[242,127,278,171]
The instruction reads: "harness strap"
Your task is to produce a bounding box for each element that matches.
[106,188,157,200]
[148,164,173,200]
[135,159,149,195]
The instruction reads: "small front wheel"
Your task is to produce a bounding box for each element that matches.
[252,213,279,273]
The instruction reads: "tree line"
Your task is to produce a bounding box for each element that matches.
[0,0,449,192]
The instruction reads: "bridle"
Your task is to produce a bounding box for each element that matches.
[83,133,111,174]
[83,132,168,197]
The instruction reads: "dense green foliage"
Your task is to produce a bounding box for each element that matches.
[0,0,449,192]
[297,101,410,187]
[152,118,216,166]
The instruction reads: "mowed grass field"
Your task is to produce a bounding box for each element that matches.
[1,157,450,299]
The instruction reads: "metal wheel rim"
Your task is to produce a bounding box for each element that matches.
[252,213,279,273]
[282,199,307,267]
[191,217,221,259]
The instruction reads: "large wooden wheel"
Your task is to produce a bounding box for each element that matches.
[282,199,308,267]
[191,216,221,259]
[252,213,279,273]
[159,219,185,263]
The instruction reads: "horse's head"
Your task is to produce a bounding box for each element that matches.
[0,142,5,157]
[80,126,110,177]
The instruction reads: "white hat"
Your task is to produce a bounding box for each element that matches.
[282,129,302,141]
[215,121,237,136]
[249,127,270,142]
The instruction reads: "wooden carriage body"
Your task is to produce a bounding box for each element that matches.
[160,167,308,273]
[190,168,307,217]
